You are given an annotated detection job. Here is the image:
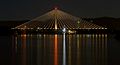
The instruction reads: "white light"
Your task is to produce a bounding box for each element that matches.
[44,28,46,29]
[102,28,104,29]
[105,28,107,29]
[37,27,40,29]
[62,27,66,33]
[63,32,66,65]
[95,28,97,29]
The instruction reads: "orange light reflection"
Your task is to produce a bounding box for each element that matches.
[54,34,58,65]
[21,34,26,65]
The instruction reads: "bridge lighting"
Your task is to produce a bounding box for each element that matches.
[30,28,33,29]
[44,28,46,29]
[95,28,97,29]
[68,30,76,34]
[77,20,80,24]
[105,28,107,29]
[54,7,58,10]
[37,27,40,29]
[77,20,80,28]
[13,8,106,33]
[62,27,66,33]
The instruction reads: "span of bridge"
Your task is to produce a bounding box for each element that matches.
[13,7,107,32]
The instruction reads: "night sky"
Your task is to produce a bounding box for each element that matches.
[1,0,120,20]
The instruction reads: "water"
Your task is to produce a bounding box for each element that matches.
[11,34,108,65]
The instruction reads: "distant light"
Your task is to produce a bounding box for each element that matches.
[95,28,97,29]
[62,27,66,33]
[54,6,58,10]
[44,28,46,29]
[102,28,104,29]
[77,20,80,24]
[55,7,58,10]
[37,27,40,29]
[68,30,76,34]
[92,28,94,29]
[105,28,107,29]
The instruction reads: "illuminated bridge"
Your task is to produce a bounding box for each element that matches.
[13,8,107,34]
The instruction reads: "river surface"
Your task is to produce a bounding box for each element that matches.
[0,34,120,65]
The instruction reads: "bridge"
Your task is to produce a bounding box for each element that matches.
[12,8,107,34]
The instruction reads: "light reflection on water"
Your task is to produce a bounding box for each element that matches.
[54,34,58,65]
[13,34,107,65]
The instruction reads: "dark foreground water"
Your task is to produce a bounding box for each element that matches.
[0,34,120,65]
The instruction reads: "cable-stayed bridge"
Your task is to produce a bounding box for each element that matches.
[12,8,107,34]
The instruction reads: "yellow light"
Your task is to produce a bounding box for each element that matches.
[55,25,57,29]
[77,20,80,24]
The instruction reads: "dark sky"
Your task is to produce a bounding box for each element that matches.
[0,0,120,20]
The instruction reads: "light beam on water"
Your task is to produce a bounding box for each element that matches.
[63,33,66,65]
